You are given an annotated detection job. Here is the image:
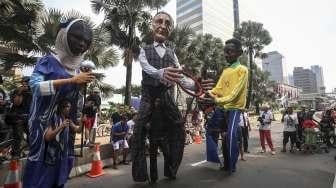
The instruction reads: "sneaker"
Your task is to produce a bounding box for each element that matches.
[122,161,130,165]
[260,150,266,153]
[271,151,276,155]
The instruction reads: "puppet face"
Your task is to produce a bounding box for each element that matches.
[152,13,172,43]
[67,21,92,56]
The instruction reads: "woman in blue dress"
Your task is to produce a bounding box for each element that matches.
[22,19,94,188]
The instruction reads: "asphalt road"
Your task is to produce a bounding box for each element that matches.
[66,121,336,188]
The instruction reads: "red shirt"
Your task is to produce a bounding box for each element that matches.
[302,120,318,129]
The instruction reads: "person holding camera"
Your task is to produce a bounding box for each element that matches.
[258,105,276,155]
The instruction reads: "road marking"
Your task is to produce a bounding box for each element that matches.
[333,173,336,188]
[190,155,223,167]
[191,160,208,167]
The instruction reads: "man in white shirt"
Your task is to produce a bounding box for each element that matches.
[238,109,251,160]
[258,105,276,154]
[281,107,299,153]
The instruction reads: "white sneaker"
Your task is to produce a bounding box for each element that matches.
[260,150,266,153]
[271,151,276,155]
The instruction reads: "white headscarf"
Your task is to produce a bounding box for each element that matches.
[54,19,85,75]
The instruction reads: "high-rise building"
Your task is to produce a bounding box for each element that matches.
[288,74,294,86]
[176,0,235,42]
[310,65,325,93]
[293,67,318,94]
[262,51,288,84]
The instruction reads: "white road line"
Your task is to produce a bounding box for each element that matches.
[190,155,223,167]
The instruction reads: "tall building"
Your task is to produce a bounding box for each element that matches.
[310,65,325,93]
[176,0,235,42]
[288,74,294,86]
[262,51,288,84]
[293,67,318,94]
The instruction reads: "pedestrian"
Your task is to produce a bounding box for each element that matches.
[132,11,192,183]
[5,88,29,159]
[22,18,94,188]
[111,115,129,169]
[302,113,318,153]
[296,106,308,150]
[127,112,137,143]
[82,100,96,145]
[239,109,251,160]
[258,105,276,155]
[204,38,248,173]
[281,107,299,153]
[0,82,8,142]
[87,87,101,144]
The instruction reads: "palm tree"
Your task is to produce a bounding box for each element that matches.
[186,34,226,80]
[91,0,170,105]
[233,20,272,108]
[0,0,44,72]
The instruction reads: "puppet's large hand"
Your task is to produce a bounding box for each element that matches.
[162,67,183,83]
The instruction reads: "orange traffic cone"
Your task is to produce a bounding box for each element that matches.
[4,160,21,188]
[86,144,104,178]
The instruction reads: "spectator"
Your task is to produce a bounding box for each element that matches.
[86,88,101,144]
[258,105,276,155]
[296,106,308,150]
[5,89,29,158]
[82,100,96,145]
[111,106,123,126]
[239,109,251,161]
[0,83,8,142]
[87,87,101,109]
[302,113,318,153]
[281,107,299,153]
[127,112,137,142]
[111,115,129,169]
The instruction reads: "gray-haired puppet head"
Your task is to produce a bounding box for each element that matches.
[152,11,174,43]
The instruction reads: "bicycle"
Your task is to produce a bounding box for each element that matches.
[96,123,111,137]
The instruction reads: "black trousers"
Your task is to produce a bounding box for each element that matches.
[241,126,249,152]
[296,126,303,148]
[132,86,185,182]
[283,131,296,146]
[149,137,174,182]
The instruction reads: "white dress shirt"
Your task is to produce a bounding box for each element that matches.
[139,42,195,90]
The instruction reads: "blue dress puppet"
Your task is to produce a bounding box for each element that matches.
[23,19,93,188]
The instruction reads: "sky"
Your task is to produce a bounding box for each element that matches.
[43,0,336,92]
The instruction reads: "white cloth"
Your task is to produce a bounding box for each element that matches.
[92,113,98,129]
[127,119,135,135]
[239,112,249,127]
[139,41,195,90]
[283,113,298,132]
[54,19,84,75]
[259,110,273,130]
[112,140,129,150]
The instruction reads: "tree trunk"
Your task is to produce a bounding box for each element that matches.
[246,47,253,109]
[255,101,260,114]
[124,49,133,105]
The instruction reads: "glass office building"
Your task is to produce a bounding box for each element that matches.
[176,0,235,42]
